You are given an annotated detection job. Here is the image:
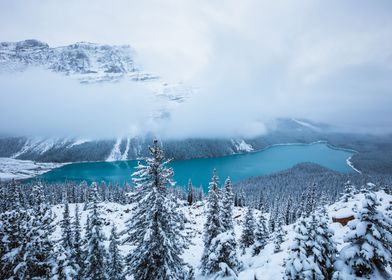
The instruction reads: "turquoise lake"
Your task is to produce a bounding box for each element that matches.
[37,142,355,191]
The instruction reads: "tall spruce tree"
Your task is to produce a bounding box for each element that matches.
[253,211,269,256]
[0,181,31,279]
[340,181,357,203]
[284,215,311,279]
[334,191,392,279]
[273,212,286,253]
[309,210,336,279]
[209,231,241,278]
[108,224,125,280]
[53,201,77,279]
[214,176,241,276]
[83,183,107,280]
[187,179,194,206]
[25,183,55,278]
[73,204,83,279]
[241,207,256,251]
[124,140,187,280]
[221,177,234,232]
[286,210,337,279]
[201,169,222,274]
[304,183,317,217]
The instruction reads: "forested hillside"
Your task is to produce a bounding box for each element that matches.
[1,142,391,279]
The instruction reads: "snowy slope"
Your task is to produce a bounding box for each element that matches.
[0,157,63,181]
[49,191,392,279]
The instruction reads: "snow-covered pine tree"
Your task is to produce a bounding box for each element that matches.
[285,196,294,225]
[73,203,83,279]
[209,231,241,278]
[124,140,187,280]
[187,179,194,206]
[386,200,392,219]
[0,181,31,279]
[52,244,76,280]
[257,190,265,211]
[273,212,286,253]
[206,176,241,277]
[334,191,392,279]
[340,181,356,203]
[24,183,55,278]
[108,224,125,280]
[238,186,246,207]
[84,182,101,210]
[53,200,78,279]
[221,177,234,232]
[296,191,307,219]
[304,183,317,217]
[309,210,336,279]
[62,201,73,250]
[253,211,269,256]
[201,169,223,274]
[284,215,311,279]
[83,185,108,280]
[241,206,255,251]
[269,199,278,233]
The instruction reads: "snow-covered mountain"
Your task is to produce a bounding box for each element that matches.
[0,118,338,163]
[0,39,193,101]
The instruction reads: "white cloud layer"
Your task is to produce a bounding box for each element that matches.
[1,0,392,138]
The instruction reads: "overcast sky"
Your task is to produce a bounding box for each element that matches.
[1,0,392,138]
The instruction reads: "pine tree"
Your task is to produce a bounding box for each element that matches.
[62,201,73,251]
[269,201,278,233]
[53,200,78,279]
[25,183,55,278]
[211,176,241,276]
[201,169,223,274]
[257,191,265,211]
[124,140,186,280]
[221,177,234,232]
[238,186,246,207]
[83,184,107,280]
[84,182,101,210]
[286,211,336,279]
[285,196,294,225]
[309,210,336,279]
[52,244,77,280]
[304,183,317,217]
[241,207,255,250]
[0,181,31,279]
[386,200,392,219]
[73,204,83,279]
[273,212,286,253]
[296,191,307,219]
[187,179,194,206]
[284,215,311,279]
[209,231,241,278]
[108,225,125,280]
[334,192,392,278]
[340,181,356,203]
[253,211,269,256]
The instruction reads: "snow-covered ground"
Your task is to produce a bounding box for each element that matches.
[0,157,63,181]
[50,190,392,279]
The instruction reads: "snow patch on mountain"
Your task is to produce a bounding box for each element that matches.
[291,118,322,131]
[0,157,63,180]
[232,139,254,152]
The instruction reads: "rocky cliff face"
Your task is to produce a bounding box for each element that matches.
[0,39,154,83]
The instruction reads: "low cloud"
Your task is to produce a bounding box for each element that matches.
[1,0,392,138]
[0,69,155,138]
